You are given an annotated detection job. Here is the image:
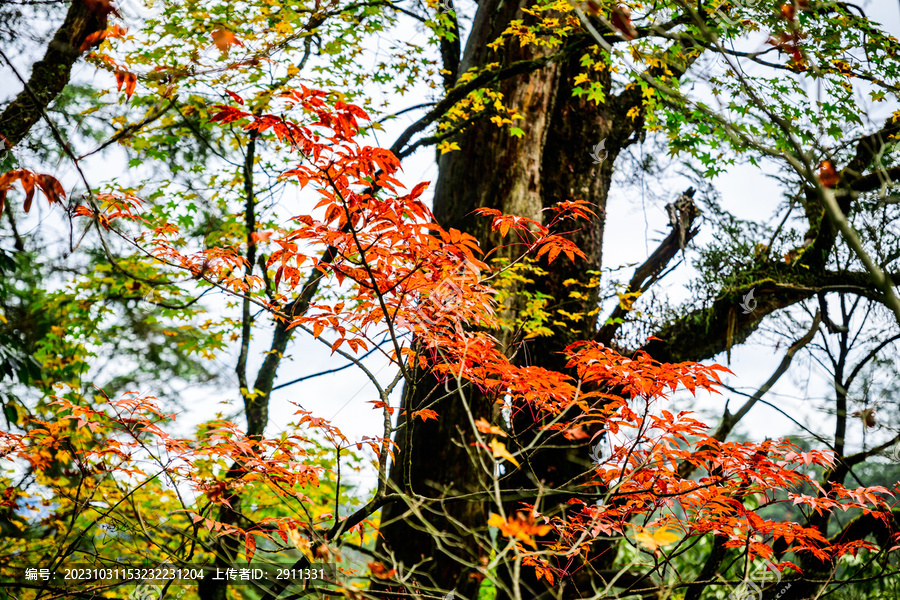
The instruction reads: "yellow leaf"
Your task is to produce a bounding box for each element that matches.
[275,21,294,34]
[288,528,313,559]
[475,418,506,437]
[438,141,461,154]
[490,439,520,467]
[487,513,506,529]
[616,290,641,311]
[635,526,681,552]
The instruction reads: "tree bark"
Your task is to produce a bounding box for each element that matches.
[376,0,554,594]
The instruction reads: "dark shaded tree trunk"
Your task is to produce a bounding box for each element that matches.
[376,2,644,597]
[377,0,562,594]
[376,0,558,592]
[0,0,107,149]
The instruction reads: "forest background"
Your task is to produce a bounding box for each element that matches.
[3,1,900,599]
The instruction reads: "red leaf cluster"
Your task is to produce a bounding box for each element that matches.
[0,169,65,213]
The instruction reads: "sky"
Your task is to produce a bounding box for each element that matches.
[2,0,900,498]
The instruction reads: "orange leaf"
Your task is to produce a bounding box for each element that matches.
[367,562,396,580]
[0,169,47,213]
[780,3,796,20]
[818,161,839,188]
[114,71,138,100]
[212,28,242,55]
[487,512,552,548]
[851,408,877,429]
[245,533,257,561]
[412,409,439,422]
[534,565,555,586]
[20,170,35,213]
[635,525,681,552]
[36,174,66,205]
[475,418,506,437]
[225,90,245,105]
[80,24,128,51]
[124,72,137,99]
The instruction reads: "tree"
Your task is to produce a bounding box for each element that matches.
[2,1,900,600]
[2,89,895,600]
[372,0,900,597]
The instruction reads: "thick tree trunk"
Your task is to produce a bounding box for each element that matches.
[376,0,561,594]
[376,0,556,594]
[376,2,637,597]
[490,51,621,600]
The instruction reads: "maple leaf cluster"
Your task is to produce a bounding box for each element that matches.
[2,84,896,590]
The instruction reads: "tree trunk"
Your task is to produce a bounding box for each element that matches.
[376,2,640,596]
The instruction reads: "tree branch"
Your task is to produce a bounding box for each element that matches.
[641,275,877,363]
[597,187,700,345]
[0,0,107,148]
[387,36,593,157]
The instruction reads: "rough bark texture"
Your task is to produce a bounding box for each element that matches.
[376,0,556,595]
[0,0,106,149]
[492,60,616,599]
